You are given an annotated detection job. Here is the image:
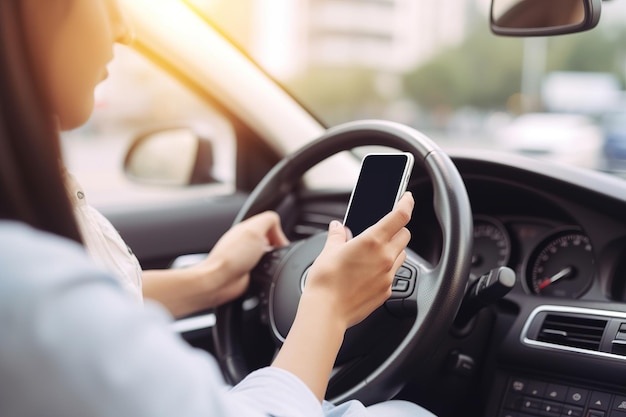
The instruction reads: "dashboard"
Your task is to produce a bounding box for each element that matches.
[402,153,626,306]
[292,150,626,416]
[434,153,626,416]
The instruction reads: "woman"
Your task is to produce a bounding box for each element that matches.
[0,1,433,416]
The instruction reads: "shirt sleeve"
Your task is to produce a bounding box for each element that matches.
[231,367,324,417]
[0,222,323,417]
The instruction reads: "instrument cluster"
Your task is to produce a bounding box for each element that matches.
[471,216,595,299]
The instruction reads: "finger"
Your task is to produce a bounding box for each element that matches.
[323,220,348,251]
[389,227,411,251]
[264,212,290,247]
[343,225,353,241]
[249,211,290,247]
[369,192,414,240]
[394,192,414,222]
[378,230,410,275]
[268,226,290,247]
[390,250,408,276]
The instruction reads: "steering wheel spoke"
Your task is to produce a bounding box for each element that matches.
[385,248,432,317]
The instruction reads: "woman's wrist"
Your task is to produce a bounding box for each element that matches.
[298,290,349,333]
[271,291,348,401]
[191,257,230,307]
[143,259,226,317]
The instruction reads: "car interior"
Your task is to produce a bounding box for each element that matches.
[67,0,626,416]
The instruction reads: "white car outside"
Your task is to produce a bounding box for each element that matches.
[494,112,603,170]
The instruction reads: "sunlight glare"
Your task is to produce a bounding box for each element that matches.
[254,0,299,78]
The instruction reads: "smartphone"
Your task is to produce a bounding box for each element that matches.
[343,152,414,237]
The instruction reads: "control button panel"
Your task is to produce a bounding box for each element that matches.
[500,376,626,417]
[389,263,417,299]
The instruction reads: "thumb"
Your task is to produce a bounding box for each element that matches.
[324,220,348,249]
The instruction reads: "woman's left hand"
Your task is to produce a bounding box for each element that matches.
[195,211,290,307]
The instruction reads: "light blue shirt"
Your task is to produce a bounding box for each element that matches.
[0,221,327,417]
[0,221,433,417]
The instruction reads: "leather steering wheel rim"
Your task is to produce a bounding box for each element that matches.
[214,119,473,405]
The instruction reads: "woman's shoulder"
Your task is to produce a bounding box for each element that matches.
[0,220,87,267]
[0,220,114,299]
[0,219,79,246]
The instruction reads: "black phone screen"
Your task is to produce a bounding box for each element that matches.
[343,154,411,236]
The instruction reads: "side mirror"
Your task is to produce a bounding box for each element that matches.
[124,127,219,186]
[491,0,601,36]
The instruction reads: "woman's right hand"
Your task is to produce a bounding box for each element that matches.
[302,192,414,329]
[271,192,414,401]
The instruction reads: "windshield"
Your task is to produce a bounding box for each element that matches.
[187,0,626,177]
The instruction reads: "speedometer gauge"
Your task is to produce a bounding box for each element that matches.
[471,216,511,279]
[525,230,595,298]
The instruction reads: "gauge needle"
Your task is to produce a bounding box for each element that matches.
[538,266,573,290]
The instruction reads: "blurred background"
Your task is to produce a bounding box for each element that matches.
[63,0,626,205]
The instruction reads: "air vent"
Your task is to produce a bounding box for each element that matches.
[523,306,626,361]
[537,314,607,351]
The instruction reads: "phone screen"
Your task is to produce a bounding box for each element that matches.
[343,153,413,236]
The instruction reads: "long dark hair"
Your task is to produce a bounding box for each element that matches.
[0,1,82,243]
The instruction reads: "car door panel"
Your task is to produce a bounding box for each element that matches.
[102,192,249,270]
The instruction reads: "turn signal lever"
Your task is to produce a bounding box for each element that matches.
[454,266,516,329]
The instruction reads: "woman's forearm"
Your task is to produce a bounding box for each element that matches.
[142,263,223,318]
[271,293,347,402]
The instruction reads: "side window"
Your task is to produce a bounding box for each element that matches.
[61,46,236,208]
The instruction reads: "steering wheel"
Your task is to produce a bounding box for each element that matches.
[214,119,472,406]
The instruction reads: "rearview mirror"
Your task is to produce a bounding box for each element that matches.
[491,0,601,36]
